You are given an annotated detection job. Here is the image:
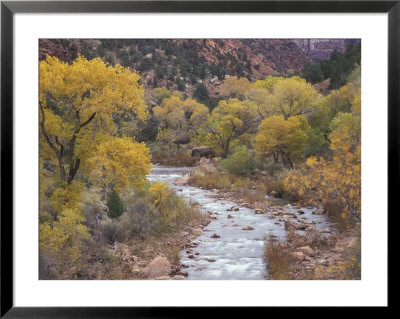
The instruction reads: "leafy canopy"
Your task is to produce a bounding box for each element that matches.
[39,54,151,189]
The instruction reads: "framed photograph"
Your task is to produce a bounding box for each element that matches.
[1,0,394,316]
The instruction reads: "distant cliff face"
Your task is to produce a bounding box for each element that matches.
[38,39,358,101]
[292,39,360,61]
[182,39,313,78]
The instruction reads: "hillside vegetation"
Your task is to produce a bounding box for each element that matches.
[39,39,361,280]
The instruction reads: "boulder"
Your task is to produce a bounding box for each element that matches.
[313,208,325,215]
[284,221,296,231]
[199,162,217,173]
[177,269,188,277]
[211,233,220,238]
[191,228,204,237]
[296,246,315,257]
[174,175,190,186]
[145,257,171,278]
[191,146,216,159]
[254,209,264,214]
[347,237,358,248]
[242,226,255,231]
[291,251,307,261]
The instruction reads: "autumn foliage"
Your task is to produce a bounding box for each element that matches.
[39,47,362,279]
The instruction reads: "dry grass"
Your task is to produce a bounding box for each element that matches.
[263,234,290,280]
[169,246,181,266]
[188,171,232,189]
[188,170,270,208]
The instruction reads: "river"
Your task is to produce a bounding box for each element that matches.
[147,165,331,280]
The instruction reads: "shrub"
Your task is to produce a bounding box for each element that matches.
[39,207,91,266]
[148,181,169,207]
[101,198,161,242]
[220,145,256,176]
[106,188,124,219]
[39,252,58,280]
[263,170,289,198]
[100,218,127,243]
[80,190,107,229]
[121,198,161,237]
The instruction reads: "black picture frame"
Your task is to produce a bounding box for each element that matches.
[1,0,395,317]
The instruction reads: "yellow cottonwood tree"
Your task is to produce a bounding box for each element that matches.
[87,136,152,193]
[248,76,321,120]
[39,55,150,189]
[220,76,252,100]
[201,114,243,158]
[39,55,152,270]
[153,96,209,151]
[254,115,309,168]
[200,98,259,158]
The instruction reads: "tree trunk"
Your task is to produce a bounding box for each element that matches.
[67,158,80,184]
[273,152,279,163]
[286,154,294,169]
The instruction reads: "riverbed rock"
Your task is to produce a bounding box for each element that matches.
[198,157,217,173]
[211,233,220,238]
[227,214,234,219]
[228,206,239,211]
[313,208,325,215]
[145,257,171,278]
[254,209,264,214]
[284,221,296,231]
[173,275,186,280]
[291,251,307,261]
[347,237,358,248]
[317,258,329,266]
[242,226,255,231]
[191,228,204,237]
[296,246,315,257]
[174,175,190,186]
[177,269,188,277]
[206,258,216,262]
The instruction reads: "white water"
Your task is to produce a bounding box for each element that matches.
[148,165,331,280]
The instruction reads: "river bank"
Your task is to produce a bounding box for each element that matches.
[179,164,360,280]
[96,165,359,280]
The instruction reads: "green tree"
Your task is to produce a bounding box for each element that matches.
[220,145,256,176]
[106,188,124,219]
[194,83,209,104]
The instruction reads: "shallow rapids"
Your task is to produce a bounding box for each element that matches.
[147,165,331,280]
